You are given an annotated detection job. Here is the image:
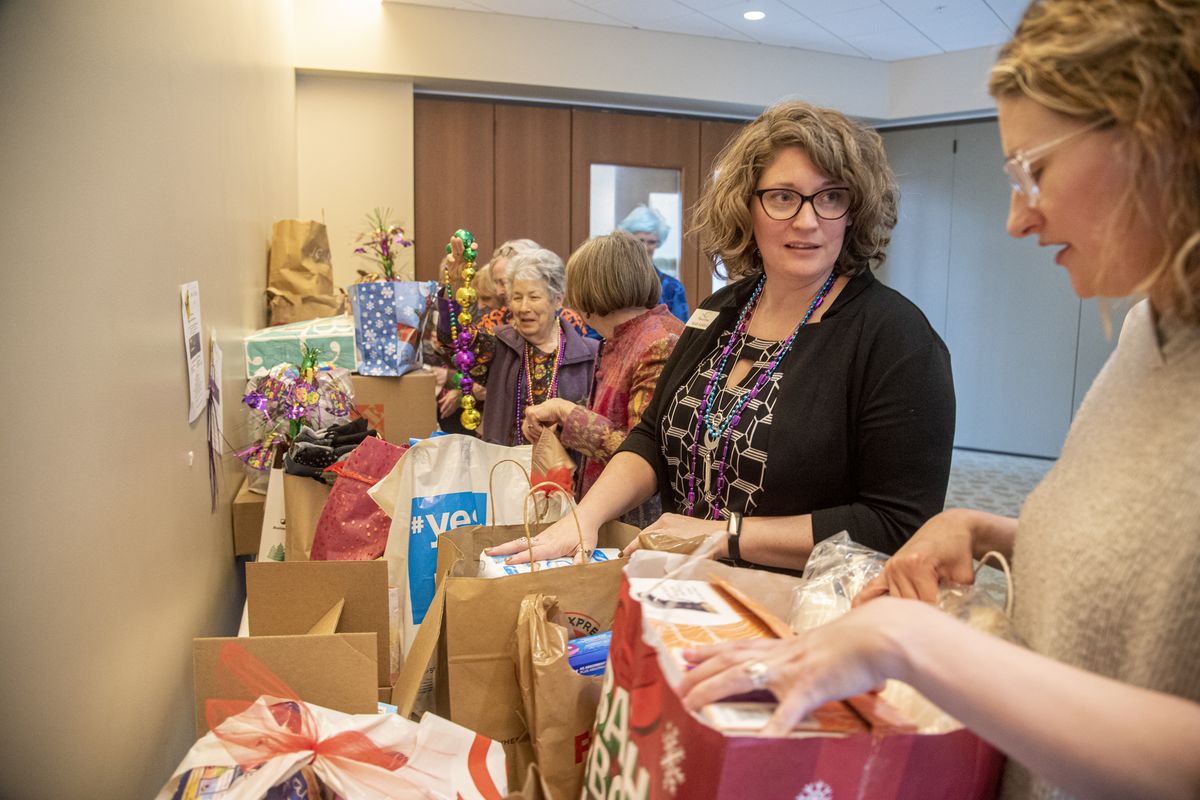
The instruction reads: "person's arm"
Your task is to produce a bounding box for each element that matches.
[680,599,1200,800]
[854,508,1018,604]
[811,339,956,555]
[485,451,658,563]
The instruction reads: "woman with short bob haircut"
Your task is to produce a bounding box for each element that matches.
[490,101,955,572]
[681,2,1200,798]
[521,231,684,527]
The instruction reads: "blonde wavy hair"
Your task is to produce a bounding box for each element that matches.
[691,101,898,281]
[990,0,1200,323]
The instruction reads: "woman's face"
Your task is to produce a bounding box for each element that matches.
[751,146,850,289]
[509,278,561,344]
[997,95,1161,298]
[631,231,660,257]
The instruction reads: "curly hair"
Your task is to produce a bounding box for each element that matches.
[990,0,1200,323]
[690,101,898,281]
[506,248,566,302]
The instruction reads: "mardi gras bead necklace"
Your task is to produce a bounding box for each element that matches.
[685,270,837,520]
[444,229,482,430]
[513,326,565,445]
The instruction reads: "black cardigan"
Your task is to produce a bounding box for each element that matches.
[619,270,955,555]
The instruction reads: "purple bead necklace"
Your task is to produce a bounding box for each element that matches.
[685,270,838,520]
[513,326,565,445]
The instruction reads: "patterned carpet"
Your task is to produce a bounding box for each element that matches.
[944,448,1055,518]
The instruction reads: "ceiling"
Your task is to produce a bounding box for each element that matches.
[389,0,1027,61]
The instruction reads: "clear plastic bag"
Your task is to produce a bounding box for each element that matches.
[788,532,888,631]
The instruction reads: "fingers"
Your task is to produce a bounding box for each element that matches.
[852,574,889,607]
[484,538,532,557]
[620,538,643,558]
[762,687,819,738]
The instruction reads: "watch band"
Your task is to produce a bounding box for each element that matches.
[725,511,744,565]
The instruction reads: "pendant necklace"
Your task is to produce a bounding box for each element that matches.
[685,271,837,519]
[514,326,565,445]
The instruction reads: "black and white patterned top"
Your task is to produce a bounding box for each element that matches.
[660,331,785,520]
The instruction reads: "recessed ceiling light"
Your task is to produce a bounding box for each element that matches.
[743,10,766,21]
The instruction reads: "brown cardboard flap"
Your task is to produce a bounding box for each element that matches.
[306,599,345,635]
[351,372,438,446]
[391,573,448,718]
[246,560,390,686]
[232,479,266,556]
[192,633,377,737]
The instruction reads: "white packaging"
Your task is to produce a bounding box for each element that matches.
[477,548,622,578]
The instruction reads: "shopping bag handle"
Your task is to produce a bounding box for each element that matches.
[976,550,1014,615]
[487,458,533,529]
[522,481,586,571]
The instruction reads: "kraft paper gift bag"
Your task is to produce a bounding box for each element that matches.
[392,485,638,788]
[282,472,332,562]
[516,593,606,800]
[266,219,349,326]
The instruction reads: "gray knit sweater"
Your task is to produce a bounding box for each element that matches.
[1001,300,1200,799]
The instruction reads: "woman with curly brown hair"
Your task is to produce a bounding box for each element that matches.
[682,2,1200,798]
[489,100,955,571]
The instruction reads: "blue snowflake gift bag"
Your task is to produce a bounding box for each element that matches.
[348,279,437,376]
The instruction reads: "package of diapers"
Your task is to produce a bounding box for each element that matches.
[478,548,622,578]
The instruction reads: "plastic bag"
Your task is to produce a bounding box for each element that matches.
[788,532,888,631]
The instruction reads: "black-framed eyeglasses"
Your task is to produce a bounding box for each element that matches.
[753,187,852,221]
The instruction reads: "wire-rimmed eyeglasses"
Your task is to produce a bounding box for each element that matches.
[1003,117,1110,208]
[752,187,852,221]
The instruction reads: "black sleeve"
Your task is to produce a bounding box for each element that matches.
[811,339,956,554]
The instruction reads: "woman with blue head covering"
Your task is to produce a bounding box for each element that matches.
[617,205,690,322]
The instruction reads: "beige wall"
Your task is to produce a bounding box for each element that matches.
[0,1,296,796]
[297,74,416,290]
[293,0,893,120]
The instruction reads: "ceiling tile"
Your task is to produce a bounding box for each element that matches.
[702,0,864,55]
[638,13,756,42]
[981,0,1027,29]
[574,0,696,25]
[393,0,488,10]
[842,26,942,59]
[470,0,623,25]
[883,0,1011,50]
[808,4,914,38]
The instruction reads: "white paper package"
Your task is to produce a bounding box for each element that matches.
[477,548,622,578]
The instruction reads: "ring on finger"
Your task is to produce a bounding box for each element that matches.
[743,659,770,691]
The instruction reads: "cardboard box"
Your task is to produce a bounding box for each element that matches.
[244,313,356,378]
[192,633,378,737]
[246,560,391,687]
[351,370,438,445]
[231,479,267,556]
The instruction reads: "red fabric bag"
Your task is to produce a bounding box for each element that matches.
[581,558,1004,800]
[310,436,408,561]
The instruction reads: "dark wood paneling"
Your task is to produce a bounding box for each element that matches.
[414,98,495,282]
[696,119,747,305]
[570,109,701,308]
[494,104,571,260]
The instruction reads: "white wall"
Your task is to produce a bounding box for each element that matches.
[0,1,296,796]
[297,74,416,290]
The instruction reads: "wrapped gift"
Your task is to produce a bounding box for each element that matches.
[348,280,436,377]
[245,315,356,379]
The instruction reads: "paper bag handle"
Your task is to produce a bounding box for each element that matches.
[521,481,586,571]
[487,458,533,529]
[976,550,1014,615]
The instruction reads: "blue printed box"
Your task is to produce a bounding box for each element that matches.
[244,314,356,378]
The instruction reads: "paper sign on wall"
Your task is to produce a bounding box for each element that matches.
[180,281,206,423]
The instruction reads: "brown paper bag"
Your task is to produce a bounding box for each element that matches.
[282,473,332,561]
[516,594,605,800]
[391,501,639,787]
[531,427,575,495]
[266,219,349,325]
[504,763,555,800]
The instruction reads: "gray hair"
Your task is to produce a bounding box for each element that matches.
[507,248,566,301]
[492,238,540,261]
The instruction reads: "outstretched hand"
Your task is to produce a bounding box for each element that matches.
[484,513,599,565]
[678,597,914,736]
[440,235,466,283]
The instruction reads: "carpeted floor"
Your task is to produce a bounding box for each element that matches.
[944,448,1055,518]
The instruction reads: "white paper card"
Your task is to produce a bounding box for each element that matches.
[684,308,719,331]
[180,281,206,423]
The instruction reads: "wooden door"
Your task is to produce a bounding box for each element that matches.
[570,110,701,308]
[493,103,571,260]
[413,97,495,282]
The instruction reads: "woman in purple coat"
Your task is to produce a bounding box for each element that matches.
[439,246,598,446]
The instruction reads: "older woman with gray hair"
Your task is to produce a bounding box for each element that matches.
[440,242,598,446]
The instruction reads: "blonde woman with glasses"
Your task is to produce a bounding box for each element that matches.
[682,2,1200,798]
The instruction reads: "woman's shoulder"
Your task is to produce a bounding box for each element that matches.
[842,273,945,347]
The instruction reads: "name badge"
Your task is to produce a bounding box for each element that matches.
[685,309,719,331]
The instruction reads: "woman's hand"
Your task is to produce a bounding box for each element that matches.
[854,509,979,606]
[622,513,724,557]
[484,512,600,564]
[678,598,913,737]
[437,388,462,418]
[440,235,465,284]
[522,398,575,443]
